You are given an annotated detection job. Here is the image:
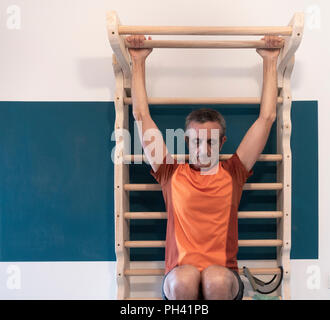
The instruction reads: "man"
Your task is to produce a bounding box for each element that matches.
[126,34,284,300]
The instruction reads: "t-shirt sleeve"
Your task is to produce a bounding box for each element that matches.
[149,152,179,186]
[223,152,254,186]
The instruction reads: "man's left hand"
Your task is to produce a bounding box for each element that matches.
[256,35,284,60]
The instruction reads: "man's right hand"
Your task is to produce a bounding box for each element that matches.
[126,35,153,62]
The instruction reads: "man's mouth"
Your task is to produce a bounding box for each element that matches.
[197,156,211,164]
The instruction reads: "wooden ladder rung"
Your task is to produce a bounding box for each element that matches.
[124,183,283,191]
[124,239,283,248]
[124,97,283,105]
[124,39,284,49]
[125,267,281,276]
[118,25,292,36]
[124,211,283,219]
[124,153,283,162]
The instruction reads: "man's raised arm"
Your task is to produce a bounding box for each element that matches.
[127,35,172,173]
[236,35,284,172]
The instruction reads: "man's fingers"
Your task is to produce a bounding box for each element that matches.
[262,35,283,48]
[273,37,284,47]
[137,36,142,46]
[126,35,152,48]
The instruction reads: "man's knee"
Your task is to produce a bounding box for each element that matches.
[201,265,238,299]
[164,264,201,300]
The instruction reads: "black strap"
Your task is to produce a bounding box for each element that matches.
[242,266,283,294]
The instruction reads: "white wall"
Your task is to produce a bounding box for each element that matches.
[0,0,329,299]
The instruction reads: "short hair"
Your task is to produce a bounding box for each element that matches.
[185,108,226,139]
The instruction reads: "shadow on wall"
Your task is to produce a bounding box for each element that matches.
[75,52,303,99]
[148,64,260,81]
[75,55,265,96]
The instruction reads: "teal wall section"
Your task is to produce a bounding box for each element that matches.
[291,101,318,259]
[0,101,318,261]
[0,102,116,261]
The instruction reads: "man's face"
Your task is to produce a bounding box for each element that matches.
[185,121,226,170]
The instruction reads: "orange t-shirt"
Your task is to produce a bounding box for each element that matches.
[150,152,253,275]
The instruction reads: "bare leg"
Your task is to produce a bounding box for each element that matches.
[163,264,201,300]
[201,265,239,300]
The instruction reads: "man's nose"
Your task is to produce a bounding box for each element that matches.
[198,140,208,154]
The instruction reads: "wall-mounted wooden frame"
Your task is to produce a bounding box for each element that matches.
[107,11,304,300]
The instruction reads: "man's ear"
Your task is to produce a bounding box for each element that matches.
[220,136,227,150]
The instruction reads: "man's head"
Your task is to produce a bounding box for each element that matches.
[184,108,227,170]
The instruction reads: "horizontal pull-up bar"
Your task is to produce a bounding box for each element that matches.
[119,25,292,36]
[124,154,283,162]
[124,183,283,191]
[124,97,284,105]
[124,211,283,219]
[124,239,283,248]
[124,267,282,276]
[124,39,284,49]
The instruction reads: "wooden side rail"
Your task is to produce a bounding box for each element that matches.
[125,267,281,276]
[123,97,284,105]
[125,240,283,248]
[124,183,283,191]
[118,25,292,36]
[124,211,283,219]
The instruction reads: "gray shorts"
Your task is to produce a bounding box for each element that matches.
[161,267,244,300]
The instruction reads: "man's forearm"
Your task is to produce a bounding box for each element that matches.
[259,58,278,121]
[131,59,150,118]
